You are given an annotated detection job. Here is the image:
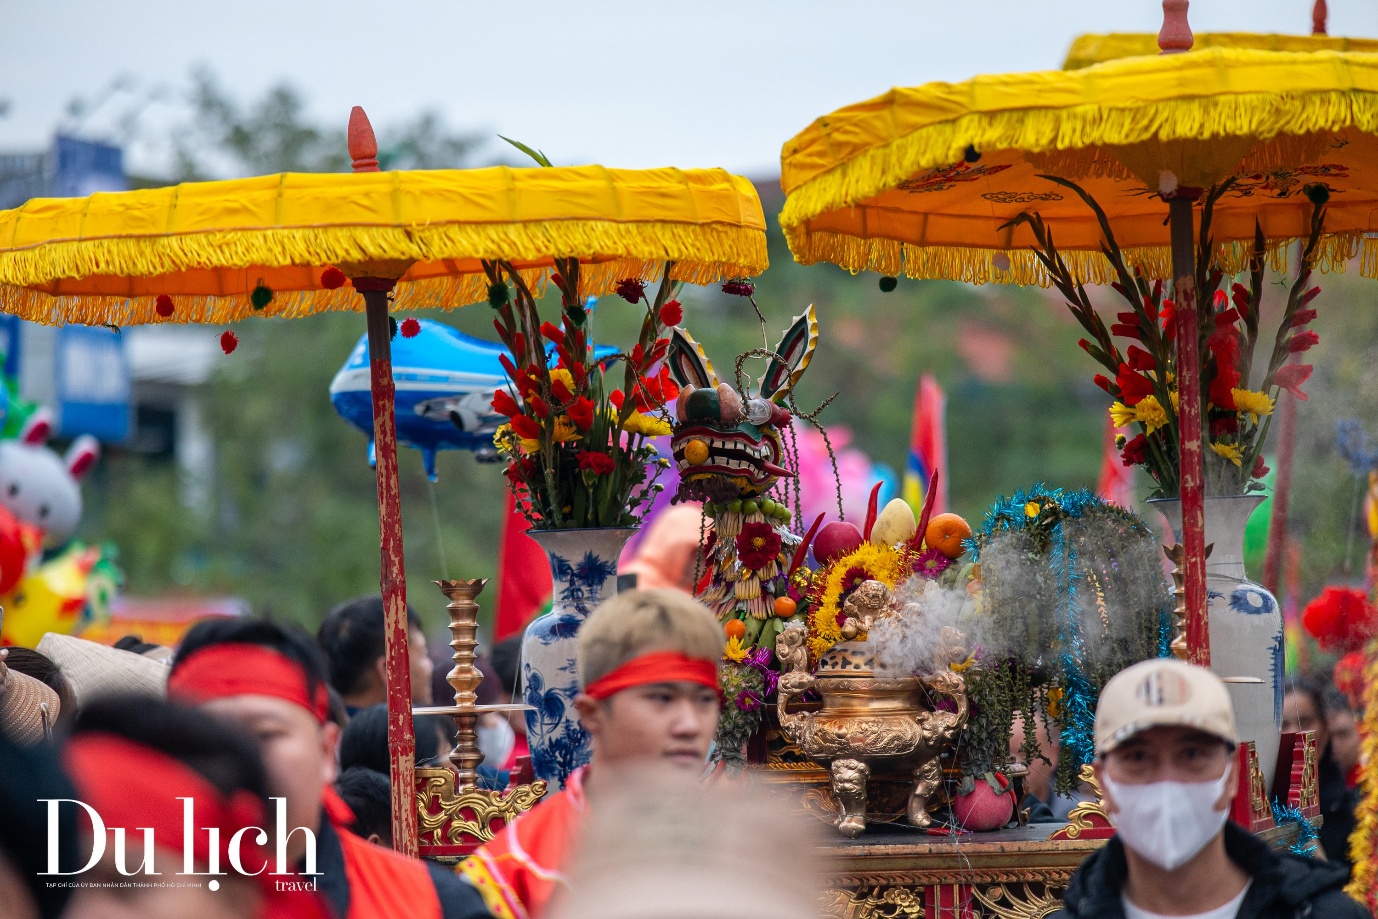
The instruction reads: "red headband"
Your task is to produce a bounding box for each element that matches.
[65,733,269,871]
[583,651,720,701]
[169,644,331,723]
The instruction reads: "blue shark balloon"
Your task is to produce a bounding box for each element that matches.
[331,318,615,481]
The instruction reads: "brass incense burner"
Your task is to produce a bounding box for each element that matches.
[776,581,968,838]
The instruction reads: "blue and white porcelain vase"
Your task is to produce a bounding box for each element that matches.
[1152,495,1284,790]
[520,526,636,789]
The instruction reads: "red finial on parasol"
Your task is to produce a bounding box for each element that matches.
[348,106,380,173]
[1159,0,1194,54]
[1312,0,1328,36]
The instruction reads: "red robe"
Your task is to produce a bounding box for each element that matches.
[458,766,587,919]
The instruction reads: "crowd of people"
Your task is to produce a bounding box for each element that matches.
[0,585,1372,919]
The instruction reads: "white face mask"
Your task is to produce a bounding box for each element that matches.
[1101,768,1232,871]
[476,715,516,769]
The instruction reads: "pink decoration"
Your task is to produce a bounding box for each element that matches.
[953,773,1016,831]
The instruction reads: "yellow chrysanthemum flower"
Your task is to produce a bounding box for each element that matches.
[1231,388,1275,424]
[723,635,748,663]
[622,411,672,437]
[493,424,511,449]
[1210,441,1244,467]
[1134,395,1169,434]
[1109,402,1136,428]
[552,416,581,443]
[1169,389,1179,412]
[1024,502,1041,518]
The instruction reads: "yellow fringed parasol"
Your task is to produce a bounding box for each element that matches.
[1064,33,1378,70]
[780,47,1378,288]
[0,107,768,854]
[780,6,1378,701]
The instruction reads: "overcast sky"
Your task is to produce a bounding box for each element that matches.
[5,0,1378,179]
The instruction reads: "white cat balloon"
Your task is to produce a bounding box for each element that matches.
[0,412,99,545]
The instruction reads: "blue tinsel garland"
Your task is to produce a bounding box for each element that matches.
[1271,798,1321,858]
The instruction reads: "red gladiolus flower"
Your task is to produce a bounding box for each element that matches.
[550,377,573,404]
[320,267,347,289]
[1273,363,1313,401]
[660,299,683,327]
[735,522,783,571]
[1078,339,1092,353]
[633,365,680,412]
[1093,374,1113,395]
[1126,345,1155,371]
[220,331,238,354]
[510,414,540,440]
[1210,415,1239,436]
[1212,289,1228,309]
[609,390,626,411]
[1300,286,1320,307]
[576,451,616,475]
[1116,312,1138,325]
[492,389,523,418]
[570,363,587,386]
[1116,364,1154,406]
[1119,433,1148,467]
[567,396,595,432]
[1290,308,1318,328]
[527,396,550,419]
[1110,323,1142,341]
[616,278,647,304]
[540,321,564,345]
[1231,283,1250,312]
[1209,374,1238,411]
[1214,307,1240,327]
[1252,455,1269,478]
[400,318,420,338]
[1287,330,1320,353]
[155,294,175,318]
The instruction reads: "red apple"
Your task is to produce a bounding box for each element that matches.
[813,521,865,565]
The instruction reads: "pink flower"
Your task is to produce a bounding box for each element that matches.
[914,548,952,579]
[1272,363,1314,401]
[1287,331,1319,354]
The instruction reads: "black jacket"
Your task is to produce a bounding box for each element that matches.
[1317,751,1358,874]
[1058,822,1367,919]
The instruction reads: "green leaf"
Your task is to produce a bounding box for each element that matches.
[498,135,553,168]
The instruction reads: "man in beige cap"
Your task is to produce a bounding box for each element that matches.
[1060,658,1364,919]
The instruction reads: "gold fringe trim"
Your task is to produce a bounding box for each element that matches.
[780,85,1378,241]
[788,228,1369,287]
[0,219,768,326]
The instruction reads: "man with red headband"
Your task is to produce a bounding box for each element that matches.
[61,695,328,919]
[460,589,723,919]
[169,619,493,919]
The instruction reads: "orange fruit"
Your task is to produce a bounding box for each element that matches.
[925,513,972,559]
[724,619,746,640]
[773,596,797,618]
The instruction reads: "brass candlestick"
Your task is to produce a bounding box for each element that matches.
[414,579,535,792]
[437,578,487,787]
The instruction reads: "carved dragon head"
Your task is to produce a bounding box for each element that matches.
[667,306,818,500]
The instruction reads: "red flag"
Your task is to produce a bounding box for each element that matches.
[495,490,553,640]
[1097,418,1135,508]
[903,374,948,517]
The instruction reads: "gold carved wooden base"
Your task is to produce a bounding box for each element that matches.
[415,766,547,862]
[818,824,1100,919]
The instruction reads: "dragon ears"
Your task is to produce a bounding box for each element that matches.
[758,305,818,402]
[667,327,719,389]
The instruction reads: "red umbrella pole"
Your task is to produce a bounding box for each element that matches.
[351,107,418,856]
[1168,193,1210,667]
